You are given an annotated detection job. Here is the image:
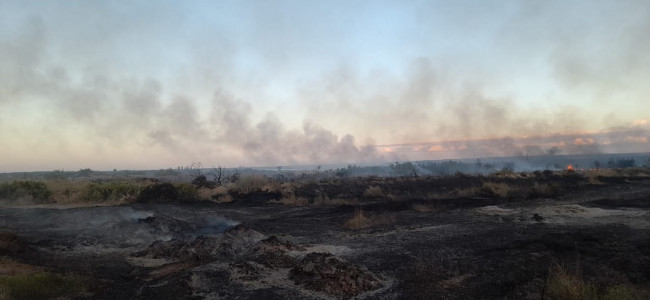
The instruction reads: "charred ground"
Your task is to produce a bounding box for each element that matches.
[1,168,650,299]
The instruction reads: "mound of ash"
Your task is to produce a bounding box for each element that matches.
[136,215,196,235]
[132,236,221,260]
[87,214,199,247]
[133,225,384,298]
[132,224,269,260]
[250,236,307,268]
[289,252,383,299]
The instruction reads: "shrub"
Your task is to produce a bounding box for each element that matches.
[81,181,143,203]
[0,272,89,299]
[175,183,199,202]
[0,181,51,203]
[191,175,216,188]
[136,183,198,203]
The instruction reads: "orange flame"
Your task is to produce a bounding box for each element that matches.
[567,164,574,171]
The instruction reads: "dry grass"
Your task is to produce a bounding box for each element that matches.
[273,194,309,206]
[270,183,309,206]
[45,180,88,203]
[261,181,282,193]
[232,175,269,194]
[363,185,384,198]
[529,183,558,198]
[314,197,359,206]
[197,186,230,201]
[344,210,372,230]
[344,210,396,230]
[547,262,596,300]
[545,262,639,300]
[452,186,481,198]
[480,182,511,198]
[311,191,330,205]
[214,194,234,203]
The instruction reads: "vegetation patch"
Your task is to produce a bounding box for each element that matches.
[81,181,144,203]
[0,181,51,203]
[136,183,198,203]
[546,262,640,300]
[0,272,90,300]
[231,175,270,194]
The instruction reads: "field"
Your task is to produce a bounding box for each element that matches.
[1,166,650,299]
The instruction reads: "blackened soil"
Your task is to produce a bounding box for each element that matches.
[1,177,650,299]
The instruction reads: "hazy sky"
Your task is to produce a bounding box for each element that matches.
[1,0,649,171]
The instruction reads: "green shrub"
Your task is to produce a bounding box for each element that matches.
[0,272,88,300]
[0,181,51,203]
[82,181,143,203]
[174,183,199,202]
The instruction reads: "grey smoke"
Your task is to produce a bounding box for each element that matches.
[1,2,649,171]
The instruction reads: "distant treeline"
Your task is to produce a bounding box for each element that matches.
[1,155,649,182]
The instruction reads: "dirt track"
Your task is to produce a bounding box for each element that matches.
[1,178,650,299]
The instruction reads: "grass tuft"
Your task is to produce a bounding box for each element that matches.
[363,185,384,198]
[344,209,395,230]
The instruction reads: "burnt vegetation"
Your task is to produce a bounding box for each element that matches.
[2,157,650,299]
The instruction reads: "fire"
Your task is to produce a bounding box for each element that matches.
[567,164,574,171]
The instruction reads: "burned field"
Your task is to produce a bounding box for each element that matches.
[2,168,650,299]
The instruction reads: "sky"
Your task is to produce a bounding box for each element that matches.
[1,0,649,172]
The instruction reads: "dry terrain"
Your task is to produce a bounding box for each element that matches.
[1,169,650,299]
